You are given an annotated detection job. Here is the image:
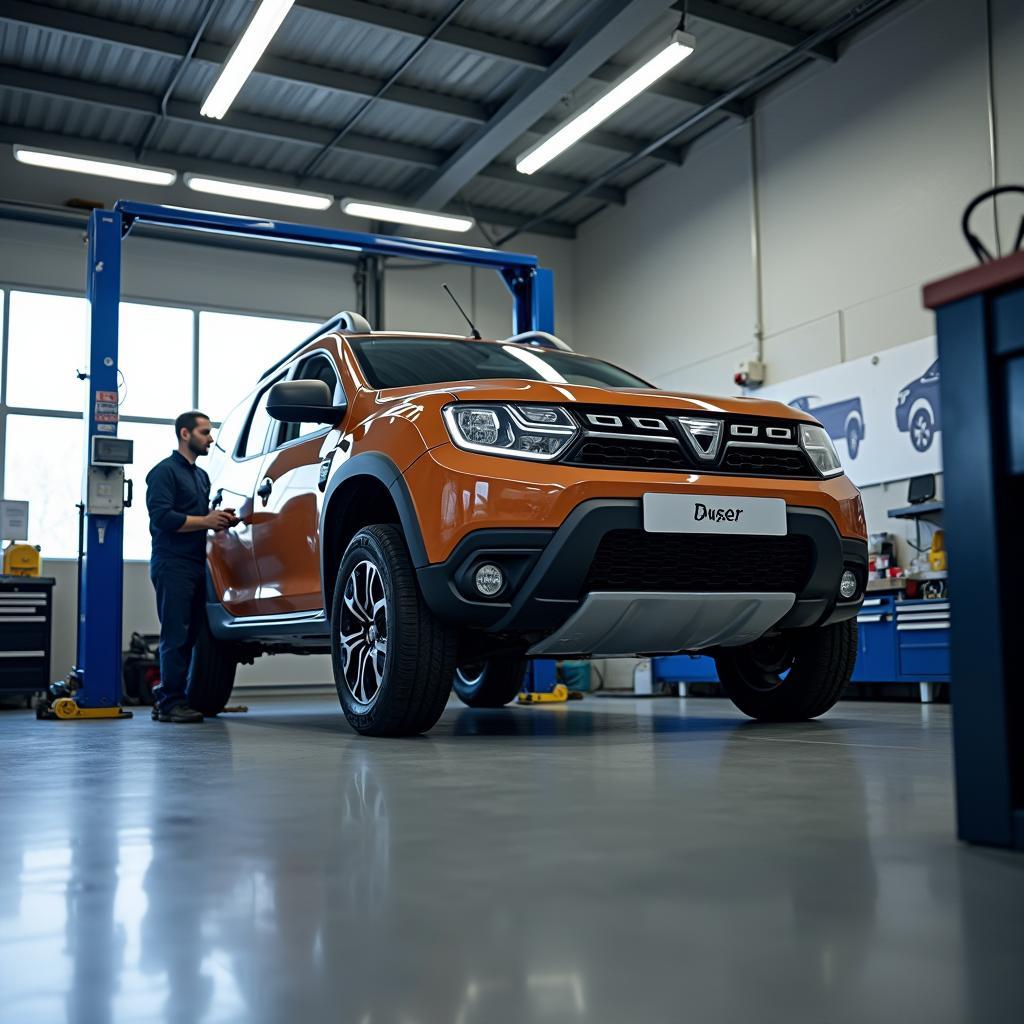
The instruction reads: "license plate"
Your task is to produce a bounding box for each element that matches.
[643,493,787,536]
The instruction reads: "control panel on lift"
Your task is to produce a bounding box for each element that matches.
[86,436,134,516]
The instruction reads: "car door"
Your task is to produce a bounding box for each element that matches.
[206,377,281,616]
[250,352,346,614]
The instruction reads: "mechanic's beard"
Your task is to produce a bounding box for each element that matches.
[187,434,207,458]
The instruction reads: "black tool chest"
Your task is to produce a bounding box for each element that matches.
[0,576,55,697]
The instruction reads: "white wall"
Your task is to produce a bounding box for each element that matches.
[573,0,1023,565]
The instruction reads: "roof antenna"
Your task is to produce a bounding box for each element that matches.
[442,283,481,339]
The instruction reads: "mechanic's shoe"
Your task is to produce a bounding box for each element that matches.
[152,703,204,723]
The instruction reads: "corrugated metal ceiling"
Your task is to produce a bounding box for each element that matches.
[0,0,901,238]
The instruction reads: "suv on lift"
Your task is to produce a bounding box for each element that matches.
[191,312,867,736]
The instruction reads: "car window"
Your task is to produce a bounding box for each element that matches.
[237,377,282,459]
[275,355,341,447]
[349,338,652,390]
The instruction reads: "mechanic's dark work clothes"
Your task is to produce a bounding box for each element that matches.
[146,452,211,710]
[145,451,211,564]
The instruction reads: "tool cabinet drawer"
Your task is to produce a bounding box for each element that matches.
[0,576,55,694]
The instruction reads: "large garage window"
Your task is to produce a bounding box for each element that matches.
[1,286,327,561]
[197,311,319,420]
[6,291,90,412]
[118,302,194,419]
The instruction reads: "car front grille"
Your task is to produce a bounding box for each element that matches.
[584,530,814,593]
[562,406,817,478]
[569,438,690,472]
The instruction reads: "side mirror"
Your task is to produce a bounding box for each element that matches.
[267,380,347,424]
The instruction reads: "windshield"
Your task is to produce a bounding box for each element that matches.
[349,338,652,390]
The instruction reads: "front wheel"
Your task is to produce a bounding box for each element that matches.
[714,620,857,721]
[453,656,527,708]
[331,524,458,736]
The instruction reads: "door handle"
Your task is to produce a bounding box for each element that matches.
[257,477,273,505]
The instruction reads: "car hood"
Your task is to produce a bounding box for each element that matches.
[445,379,814,422]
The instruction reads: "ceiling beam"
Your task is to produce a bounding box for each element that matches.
[414,0,677,209]
[0,65,624,204]
[0,0,655,164]
[0,123,577,239]
[296,0,555,70]
[682,1,838,62]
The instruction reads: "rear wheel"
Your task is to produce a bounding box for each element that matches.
[714,620,857,721]
[846,420,862,459]
[187,616,239,716]
[453,655,527,708]
[331,524,457,736]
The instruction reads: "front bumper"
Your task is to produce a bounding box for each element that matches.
[416,499,867,656]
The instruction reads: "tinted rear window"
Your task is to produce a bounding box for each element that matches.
[350,338,651,390]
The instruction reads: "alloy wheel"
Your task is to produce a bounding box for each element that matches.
[912,410,933,451]
[339,559,389,706]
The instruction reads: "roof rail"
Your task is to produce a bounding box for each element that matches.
[504,330,573,352]
[259,310,372,382]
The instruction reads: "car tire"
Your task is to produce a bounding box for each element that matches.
[453,656,527,708]
[911,405,935,452]
[187,615,239,716]
[331,524,457,737]
[713,619,857,722]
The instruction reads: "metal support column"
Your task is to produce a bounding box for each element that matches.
[501,266,555,335]
[76,210,126,709]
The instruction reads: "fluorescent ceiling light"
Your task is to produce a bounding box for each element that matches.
[516,30,696,175]
[201,0,296,119]
[184,173,333,210]
[12,145,176,185]
[340,198,474,233]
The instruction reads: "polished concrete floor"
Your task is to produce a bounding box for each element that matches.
[1,693,1022,1024]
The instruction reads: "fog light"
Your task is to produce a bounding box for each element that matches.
[474,563,504,597]
[839,569,858,600]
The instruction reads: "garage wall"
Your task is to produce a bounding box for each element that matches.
[0,158,572,687]
[572,0,1023,565]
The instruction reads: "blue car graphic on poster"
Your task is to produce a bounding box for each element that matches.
[788,395,866,459]
[895,359,941,452]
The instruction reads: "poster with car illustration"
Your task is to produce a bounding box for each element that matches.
[754,336,940,488]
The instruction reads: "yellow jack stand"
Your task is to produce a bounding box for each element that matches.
[517,684,582,705]
[37,697,133,721]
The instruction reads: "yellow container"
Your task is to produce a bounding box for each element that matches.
[3,542,42,577]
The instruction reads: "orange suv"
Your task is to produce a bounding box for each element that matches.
[191,312,867,736]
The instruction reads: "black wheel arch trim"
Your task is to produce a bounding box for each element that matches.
[318,451,430,600]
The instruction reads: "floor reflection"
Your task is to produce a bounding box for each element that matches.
[0,696,1021,1023]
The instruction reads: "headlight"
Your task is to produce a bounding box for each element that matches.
[443,404,577,460]
[799,423,843,477]
[897,388,910,405]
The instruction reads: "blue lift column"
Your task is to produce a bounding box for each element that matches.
[76,209,130,714]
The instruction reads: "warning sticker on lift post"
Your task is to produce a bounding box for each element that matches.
[94,390,119,424]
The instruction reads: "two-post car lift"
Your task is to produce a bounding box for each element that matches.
[45,200,555,718]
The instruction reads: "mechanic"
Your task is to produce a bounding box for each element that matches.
[145,411,238,723]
